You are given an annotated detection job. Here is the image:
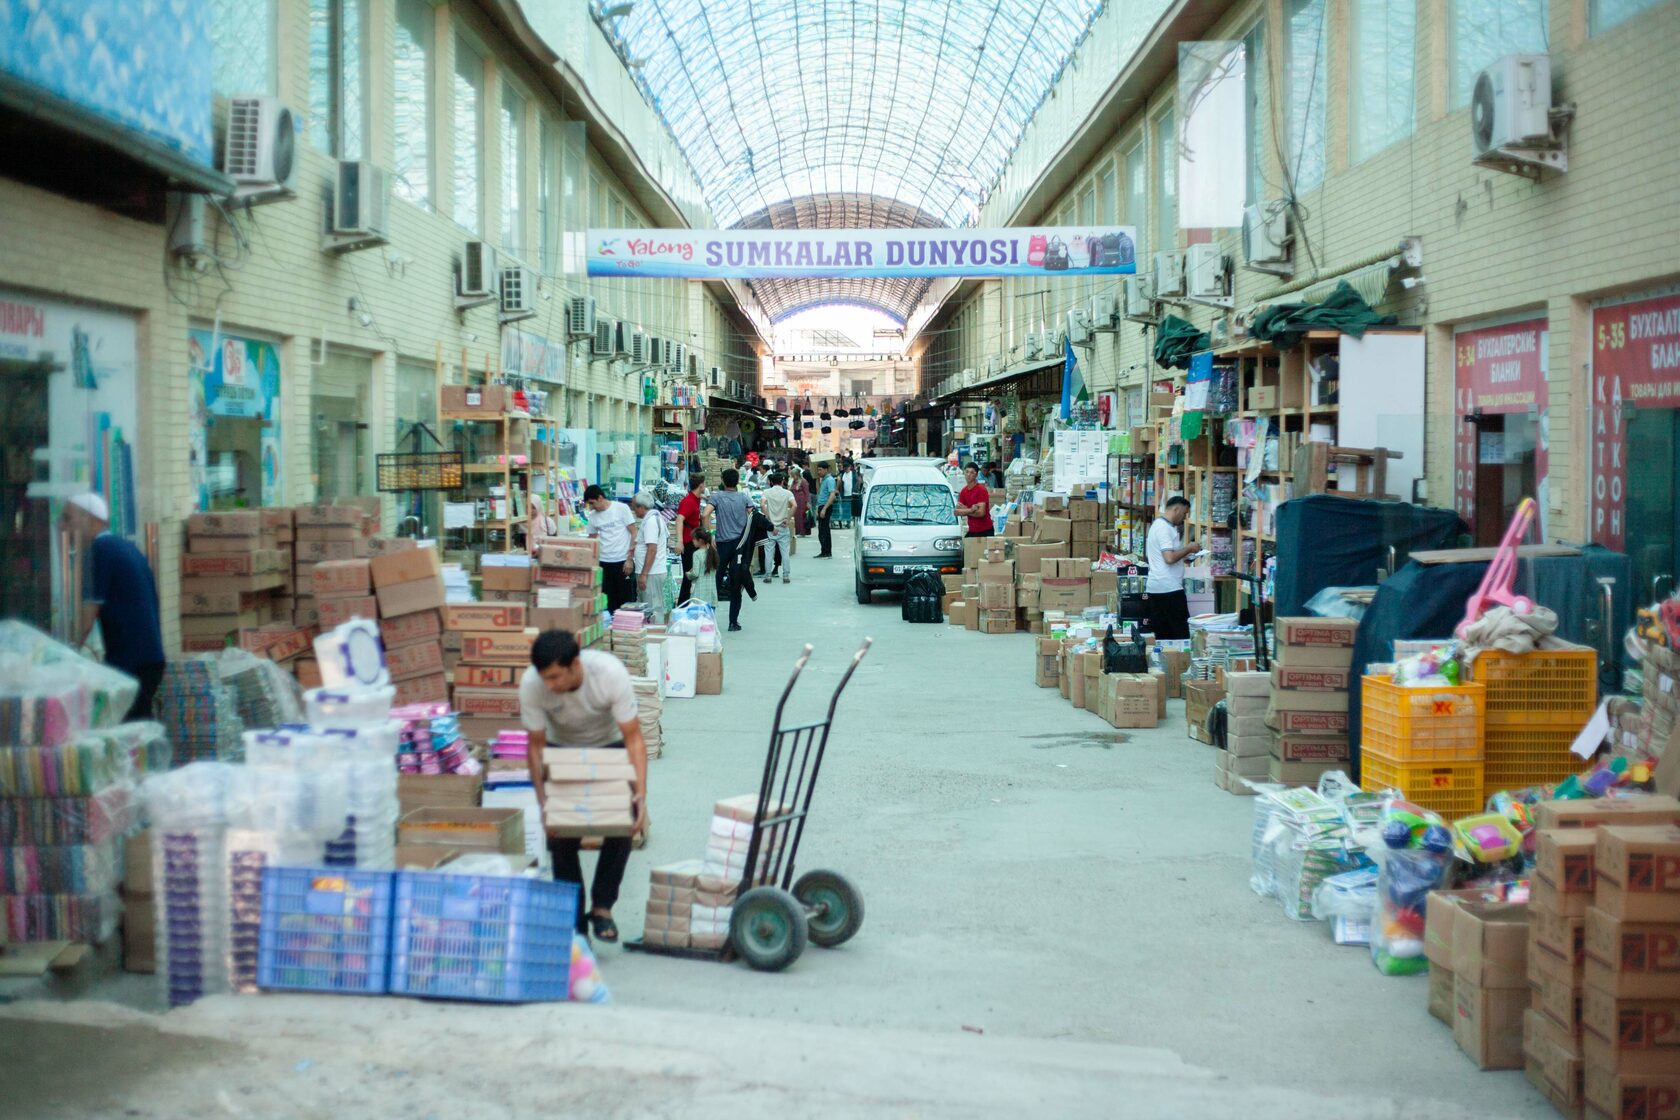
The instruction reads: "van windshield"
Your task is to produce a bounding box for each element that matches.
[866,484,957,526]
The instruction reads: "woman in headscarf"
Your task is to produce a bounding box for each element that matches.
[790,467,811,537]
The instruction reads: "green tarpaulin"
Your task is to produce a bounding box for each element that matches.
[1153,315,1208,370]
[1248,280,1397,351]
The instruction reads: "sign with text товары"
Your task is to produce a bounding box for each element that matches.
[586,228,1140,280]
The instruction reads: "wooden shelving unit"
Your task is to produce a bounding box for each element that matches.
[445,409,540,554]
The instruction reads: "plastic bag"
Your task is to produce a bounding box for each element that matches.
[570,934,611,1002]
[1368,797,1453,976]
[668,599,720,653]
[1312,867,1379,945]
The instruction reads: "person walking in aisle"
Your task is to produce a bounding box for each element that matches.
[584,485,637,613]
[848,463,864,525]
[63,493,165,719]
[836,462,856,529]
[1145,495,1199,641]
[956,463,994,538]
[708,468,752,631]
[814,461,837,558]
[522,630,649,943]
[630,492,668,622]
[797,469,816,536]
[757,471,795,583]
[674,474,708,605]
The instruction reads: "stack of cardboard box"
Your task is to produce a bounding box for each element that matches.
[1266,618,1355,786]
[1183,678,1226,744]
[536,537,608,646]
[1218,671,1271,794]
[705,794,787,884]
[311,558,377,631]
[293,504,374,630]
[444,601,533,742]
[478,553,535,606]
[1034,636,1061,688]
[1452,899,1531,1071]
[641,859,738,952]
[179,512,287,652]
[978,550,1016,634]
[542,745,636,838]
[1524,796,1680,1117]
[1098,673,1157,729]
[121,828,155,973]
[632,675,664,759]
[1066,496,1106,561]
[368,545,448,703]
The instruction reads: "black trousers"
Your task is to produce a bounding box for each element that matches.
[966,527,993,538]
[1145,589,1191,641]
[600,559,635,613]
[549,836,632,930]
[817,511,833,556]
[678,540,698,604]
[123,662,165,721]
[716,536,744,626]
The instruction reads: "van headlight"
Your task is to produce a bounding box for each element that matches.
[862,538,892,551]
[933,537,962,551]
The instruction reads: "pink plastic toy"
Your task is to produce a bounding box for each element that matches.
[1456,496,1537,638]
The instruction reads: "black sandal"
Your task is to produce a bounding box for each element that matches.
[589,914,620,943]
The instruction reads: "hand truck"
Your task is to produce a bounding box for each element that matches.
[625,638,872,971]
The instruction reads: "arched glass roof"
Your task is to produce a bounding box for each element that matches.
[606,0,1104,319]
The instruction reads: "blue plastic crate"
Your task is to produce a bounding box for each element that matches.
[390,872,578,1003]
[256,867,394,995]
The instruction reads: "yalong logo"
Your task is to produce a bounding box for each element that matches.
[596,239,619,256]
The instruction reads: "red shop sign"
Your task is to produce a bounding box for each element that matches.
[1591,292,1680,550]
[1453,318,1547,525]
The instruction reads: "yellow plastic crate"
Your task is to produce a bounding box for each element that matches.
[1483,723,1587,794]
[1360,747,1484,819]
[1467,647,1598,726]
[1361,677,1485,762]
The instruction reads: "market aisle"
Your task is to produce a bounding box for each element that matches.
[614,535,1555,1118]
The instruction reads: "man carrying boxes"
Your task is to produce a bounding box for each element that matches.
[520,629,649,944]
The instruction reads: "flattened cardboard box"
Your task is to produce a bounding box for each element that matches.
[445,603,529,632]
[1584,906,1680,997]
[1595,825,1680,922]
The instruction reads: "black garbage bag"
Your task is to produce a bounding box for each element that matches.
[901,571,944,624]
[1102,624,1149,673]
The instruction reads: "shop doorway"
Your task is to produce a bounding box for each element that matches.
[1468,411,1541,547]
[0,359,55,631]
[1625,404,1679,604]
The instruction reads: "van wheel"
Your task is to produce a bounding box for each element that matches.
[855,577,872,605]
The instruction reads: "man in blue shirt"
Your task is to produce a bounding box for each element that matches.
[64,493,165,719]
[814,461,837,558]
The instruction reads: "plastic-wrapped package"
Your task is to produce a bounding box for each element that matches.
[1251,785,1364,920]
[157,658,246,765]
[215,649,304,730]
[1249,791,1286,900]
[0,889,120,942]
[0,620,139,736]
[143,763,233,1005]
[668,600,721,652]
[0,730,138,796]
[0,835,122,894]
[1368,797,1454,976]
[1312,867,1380,945]
[0,783,139,845]
[304,685,395,728]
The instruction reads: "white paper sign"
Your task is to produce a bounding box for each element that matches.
[1569,698,1612,759]
[663,634,698,699]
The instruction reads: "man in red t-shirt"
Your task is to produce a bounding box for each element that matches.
[675,474,708,603]
[956,463,993,538]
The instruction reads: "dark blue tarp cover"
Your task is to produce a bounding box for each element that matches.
[1274,495,1464,617]
[1347,545,1631,780]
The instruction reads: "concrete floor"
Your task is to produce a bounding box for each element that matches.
[0,533,1556,1118]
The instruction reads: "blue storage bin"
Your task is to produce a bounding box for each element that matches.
[256,867,393,995]
[390,872,578,1002]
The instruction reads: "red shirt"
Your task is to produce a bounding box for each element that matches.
[677,492,702,545]
[959,483,992,533]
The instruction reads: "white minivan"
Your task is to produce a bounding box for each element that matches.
[853,463,964,604]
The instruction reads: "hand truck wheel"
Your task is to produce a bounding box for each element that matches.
[792,869,864,948]
[730,886,808,972]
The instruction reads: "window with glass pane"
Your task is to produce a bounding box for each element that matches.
[453,37,484,233]
[1244,22,1268,208]
[1591,0,1660,34]
[1078,187,1095,226]
[1124,141,1147,256]
[209,0,276,97]
[1097,164,1116,223]
[500,85,527,256]
[393,0,432,205]
[1285,0,1327,193]
[1154,110,1177,250]
[1350,0,1414,162]
[1450,0,1548,109]
[308,0,365,158]
[539,121,558,273]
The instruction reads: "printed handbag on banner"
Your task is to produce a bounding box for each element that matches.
[1043,238,1069,271]
[1115,232,1134,266]
[1091,232,1112,266]
[1028,234,1048,267]
[1070,234,1090,269]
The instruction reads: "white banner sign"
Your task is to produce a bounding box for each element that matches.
[587,227,1140,280]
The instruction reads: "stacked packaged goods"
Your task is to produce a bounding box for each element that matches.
[541,745,635,838]
[535,537,608,647]
[1218,670,1270,794]
[368,545,449,709]
[1270,618,1357,789]
[178,512,287,653]
[444,602,534,746]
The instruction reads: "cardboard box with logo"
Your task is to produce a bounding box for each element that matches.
[1451,901,1531,1070]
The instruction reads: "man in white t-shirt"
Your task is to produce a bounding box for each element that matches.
[630,491,669,622]
[755,472,795,583]
[585,484,637,613]
[1145,495,1198,640]
[521,630,648,944]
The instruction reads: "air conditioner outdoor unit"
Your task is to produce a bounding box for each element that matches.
[1123,276,1159,324]
[567,296,597,338]
[985,355,1002,377]
[672,343,687,372]
[592,318,616,356]
[630,331,649,366]
[1023,332,1043,360]
[325,160,390,250]
[613,320,632,357]
[1091,292,1118,331]
[222,97,298,199]
[1067,308,1093,344]
[1153,251,1186,298]
[498,267,537,322]
[1186,244,1231,304]
[1043,327,1064,354]
[961,367,977,386]
[1473,54,1552,155]
[707,366,724,389]
[1243,202,1292,274]
[646,336,663,368]
[458,242,497,299]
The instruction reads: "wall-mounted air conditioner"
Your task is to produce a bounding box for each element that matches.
[223,96,298,201]
[592,318,616,356]
[1023,332,1043,360]
[567,296,596,338]
[630,331,649,366]
[456,241,498,307]
[1042,327,1064,354]
[1243,202,1293,275]
[1152,251,1186,298]
[645,336,663,368]
[612,320,632,357]
[671,343,687,372]
[1186,244,1231,305]
[1091,292,1118,331]
[1067,308,1093,344]
[1471,53,1567,175]
[323,160,390,253]
[985,355,1002,377]
[1123,276,1159,324]
[498,266,537,322]
[706,366,724,389]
